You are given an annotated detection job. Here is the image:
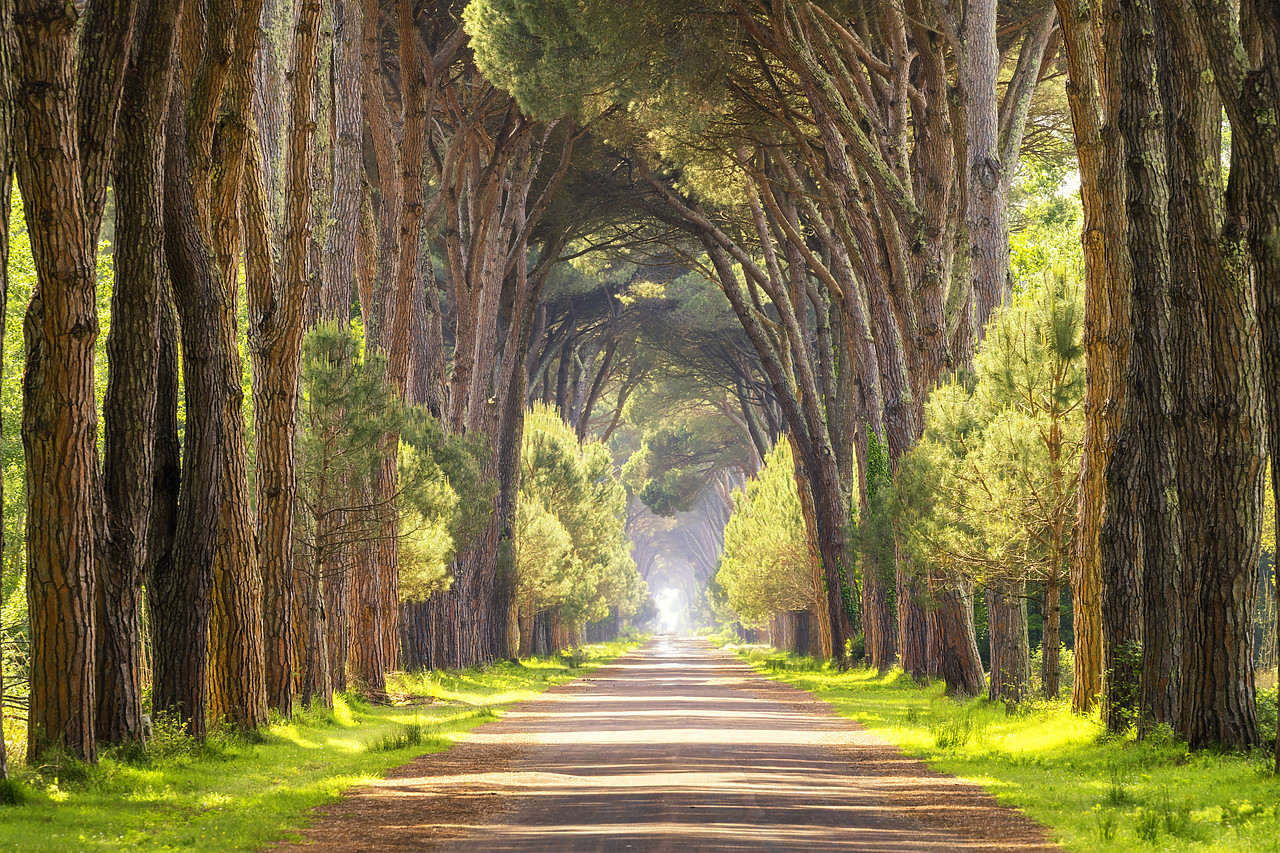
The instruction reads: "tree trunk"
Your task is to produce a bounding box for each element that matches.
[353,0,401,687]
[0,1,11,776]
[1159,0,1264,750]
[956,0,1010,330]
[1172,0,1280,767]
[324,509,351,695]
[897,562,930,677]
[986,582,1029,704]
[1041,567,1062,699]
[203,0,269,733]
[792,451,833,660]
[248,0,322,717]
[1098,433,1143,731]
[1117,0,1184,732]
[314,0,363,699]
[300,543,330,706]
[1054,0,1131,716]
[348,515,386,689]
[13,0,128,764]
[930,579,986,696]
[145,285,183,711]
[97,0,181,744]
[159,76,228,738]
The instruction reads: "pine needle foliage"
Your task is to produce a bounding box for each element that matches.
[717,441,813,623]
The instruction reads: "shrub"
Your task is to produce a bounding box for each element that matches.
[932,713,979,749]
[0,777,25,806]
[1256,684,1277,751]
[363,721,445,753]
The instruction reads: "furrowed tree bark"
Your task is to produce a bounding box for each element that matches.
[1054,0,1131,715]
[204,0,268,733]
[1159,0,1264,750]
[1098,432,1143,730]
[159,78,225,738]
[956,0,1010,328]
[1118,0,1184,732]
[248,0,322,717]
[245,139,295,712]
[317,0,363,696]
[350,0,405,688]
[930,579,986,696]
[13,0,138,763]
[155,0,254,734]
[986,581,1030,703]
[145,291,182,721]
[97,0,182,745]
[1166,0,1279,755]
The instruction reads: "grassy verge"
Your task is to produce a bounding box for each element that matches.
[729,645,1279,852]
[0,637,643,853]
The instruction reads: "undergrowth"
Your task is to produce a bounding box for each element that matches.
[735,647,1280,853]
[0,636,641,853]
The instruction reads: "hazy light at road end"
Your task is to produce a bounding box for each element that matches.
[657,587,682,633]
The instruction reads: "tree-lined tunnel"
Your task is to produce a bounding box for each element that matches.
[1,0,1277,800]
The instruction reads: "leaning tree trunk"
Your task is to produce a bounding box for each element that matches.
[159,80,226,738]
[930,579,986,697]
[97,0,181,745]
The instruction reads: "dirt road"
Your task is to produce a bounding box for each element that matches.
[274,637,1058,852]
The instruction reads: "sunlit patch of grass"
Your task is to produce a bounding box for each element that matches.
[740,647,1280,853]
[0,634,645,852]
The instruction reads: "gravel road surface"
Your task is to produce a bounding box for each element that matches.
[273,636,1059,852]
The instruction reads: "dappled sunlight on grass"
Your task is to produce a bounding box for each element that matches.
[0,636,644,853]
[738,647,1280,852]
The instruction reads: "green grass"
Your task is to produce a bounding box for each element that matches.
[0,637,642,853]
[730,646,1280,852]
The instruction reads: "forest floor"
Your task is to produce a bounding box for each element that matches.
[270,636,1056,852]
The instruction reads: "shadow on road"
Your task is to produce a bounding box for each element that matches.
[274,637,1058,853]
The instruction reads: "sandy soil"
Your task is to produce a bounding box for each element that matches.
[269,637,1061,852]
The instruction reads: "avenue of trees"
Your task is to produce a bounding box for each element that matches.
[0,0,1277,780]
[466,0,1280,756]
[0,0,657,772]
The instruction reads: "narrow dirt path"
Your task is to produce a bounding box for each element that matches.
[272,637,1060,852]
